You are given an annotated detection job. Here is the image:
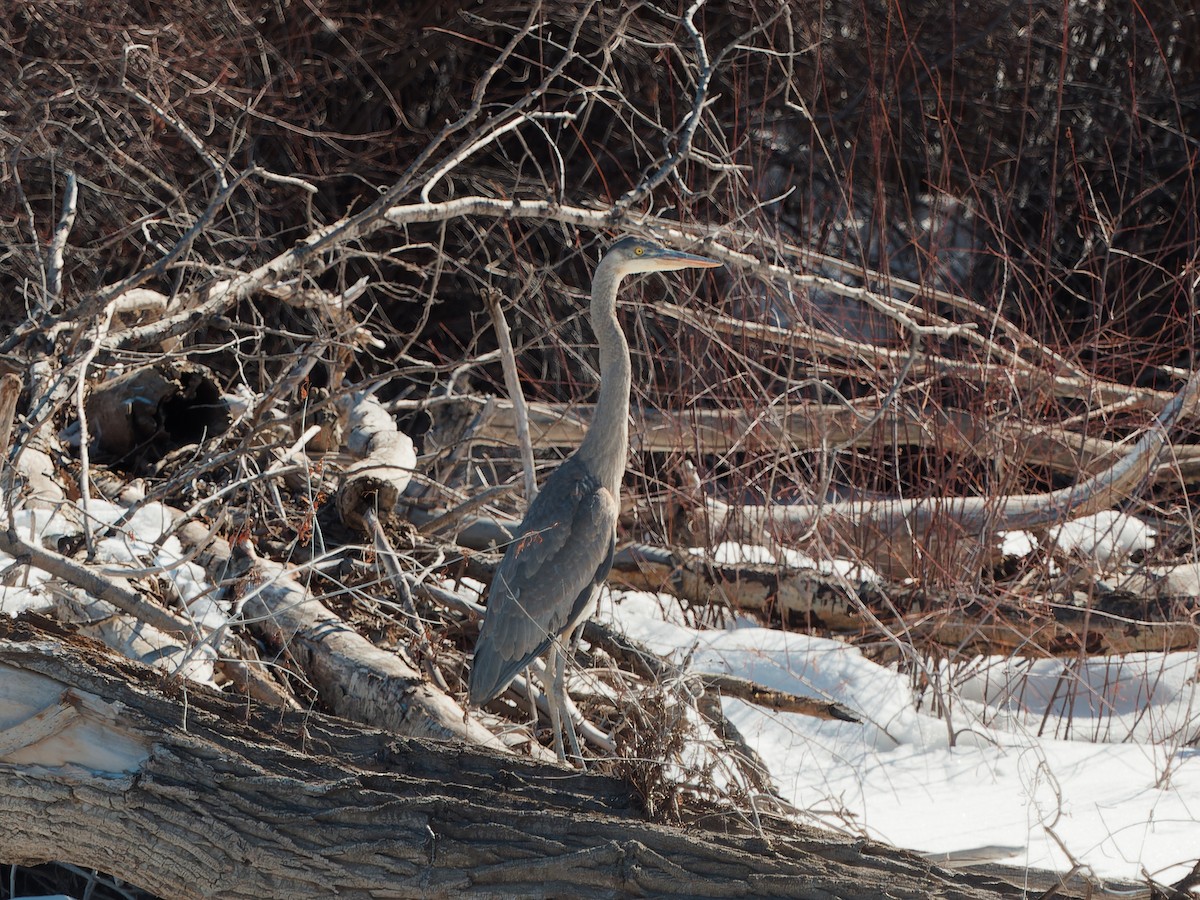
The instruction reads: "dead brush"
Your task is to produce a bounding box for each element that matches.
[600,675,777,831]
[606,681,703,823]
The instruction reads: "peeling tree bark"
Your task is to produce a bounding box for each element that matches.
[0,616,1099,900]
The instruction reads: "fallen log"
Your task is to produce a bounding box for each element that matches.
[0,614,1102,900]
[176,522,507,751]
[85,359,230,465]
[611,544,1200,655]
[418,394,1200,482]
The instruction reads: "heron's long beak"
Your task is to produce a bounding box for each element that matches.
[655,248,722,271]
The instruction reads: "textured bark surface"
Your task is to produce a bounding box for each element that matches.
[336,390,418,532]
[173,522,510,752]
[612,545,1200,655]
[0,616,1097,900]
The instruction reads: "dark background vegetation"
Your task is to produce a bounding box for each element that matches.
[7,1,1197,349]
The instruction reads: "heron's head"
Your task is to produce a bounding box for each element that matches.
[605,236,721,276]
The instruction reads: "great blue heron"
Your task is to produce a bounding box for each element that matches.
[468,236,721,761]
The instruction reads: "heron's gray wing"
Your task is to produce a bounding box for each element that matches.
[468,456,617,705]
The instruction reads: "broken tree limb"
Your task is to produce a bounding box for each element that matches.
[609,543,1200,655]
[482,288,539,502]
[702,367,1200,578]
[176,521,507,750]
[695,672,861,722]
[336,389,418,532]
[610,543,869,630]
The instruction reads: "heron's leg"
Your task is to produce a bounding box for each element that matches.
[523,669,539,731]
[552,637,585,766]
[560,627,589,738]
[543,644,567,763]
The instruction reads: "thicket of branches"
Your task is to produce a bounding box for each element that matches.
[2,0,1200,895]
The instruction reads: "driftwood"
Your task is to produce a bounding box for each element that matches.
[176,522,506,751]
[0,614,1102,900]
[695,367,1200,579]
[336,390,418,532]
[420,394,1200,483]
[611,544,1200,655]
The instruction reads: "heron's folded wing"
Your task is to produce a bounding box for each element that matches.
[471,458,618,700]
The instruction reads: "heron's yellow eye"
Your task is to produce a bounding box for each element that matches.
[634,247,644,256]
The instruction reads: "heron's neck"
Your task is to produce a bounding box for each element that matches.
[576,262,631,494]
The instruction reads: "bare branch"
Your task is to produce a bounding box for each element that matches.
[483,289,539,503]
[45,170,77,305]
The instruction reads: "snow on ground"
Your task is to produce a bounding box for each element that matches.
[601,587,1200,885]
[0,496,225,682]
[1047,511,1157,567]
